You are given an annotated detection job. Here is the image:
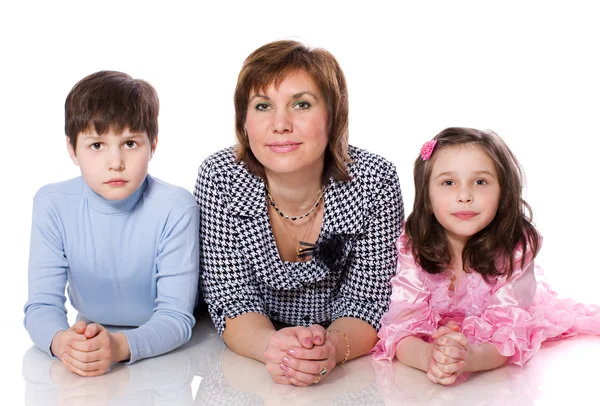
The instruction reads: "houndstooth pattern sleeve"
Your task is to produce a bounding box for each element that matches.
[194,150,268,335]
[330,150,404,330]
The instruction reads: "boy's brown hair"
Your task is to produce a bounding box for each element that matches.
[65,70,159,148]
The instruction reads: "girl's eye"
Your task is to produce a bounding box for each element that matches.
[442,180,454,186]
[294,101,311,110]
[91,143,102,150]
[124,140,138,148]
[474,179,487,185]
[255,103,272,111]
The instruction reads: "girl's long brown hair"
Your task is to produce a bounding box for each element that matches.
[406,127,539,281]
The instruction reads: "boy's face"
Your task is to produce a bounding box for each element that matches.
[67,128,157,201]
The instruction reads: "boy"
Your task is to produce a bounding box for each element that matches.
[24,71,199,376]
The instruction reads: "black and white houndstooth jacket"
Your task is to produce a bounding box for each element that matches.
[194,145,404,336]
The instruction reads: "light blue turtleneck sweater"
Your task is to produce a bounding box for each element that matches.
[24,175,199,363]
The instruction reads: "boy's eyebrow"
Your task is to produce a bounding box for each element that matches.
[80,132,146,141]
[124,132,146,139]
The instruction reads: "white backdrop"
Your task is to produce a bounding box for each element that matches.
[1,0,598,401]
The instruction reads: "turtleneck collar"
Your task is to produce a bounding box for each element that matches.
[83,176,147,214]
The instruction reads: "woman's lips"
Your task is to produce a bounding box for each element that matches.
[268,141,301,153]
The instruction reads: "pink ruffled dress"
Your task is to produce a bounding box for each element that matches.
[372,232,600,366]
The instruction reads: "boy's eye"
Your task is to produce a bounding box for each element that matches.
[91,143,102,150]
[294,101,311,110]
[255,103,272,111]
[124,140,137,148]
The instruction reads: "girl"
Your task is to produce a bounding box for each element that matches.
[372,127,600,385]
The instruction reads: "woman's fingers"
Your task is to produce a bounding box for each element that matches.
[309,324,326,346]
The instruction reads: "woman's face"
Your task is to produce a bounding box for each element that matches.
[245,69,329,177]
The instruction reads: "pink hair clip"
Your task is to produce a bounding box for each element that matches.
[420,140,437,160]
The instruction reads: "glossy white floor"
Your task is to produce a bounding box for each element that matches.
[18,313,600,406]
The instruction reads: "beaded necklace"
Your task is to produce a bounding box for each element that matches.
[266,187,323,221]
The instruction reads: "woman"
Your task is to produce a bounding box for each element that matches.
[195,40,404,386]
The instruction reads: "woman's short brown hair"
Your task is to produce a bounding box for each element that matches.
[234,40,351,183]
[65,70,159,149]
[406,127,540,281]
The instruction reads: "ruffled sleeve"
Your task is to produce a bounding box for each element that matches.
[372,233,441,361]
[460,238,540,366]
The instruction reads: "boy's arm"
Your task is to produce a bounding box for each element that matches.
[119,205,199,363]
[23,195,71,356]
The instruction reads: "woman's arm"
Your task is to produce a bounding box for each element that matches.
[327,317,378,363]
[222,313,276,362]
[331,158,404,339]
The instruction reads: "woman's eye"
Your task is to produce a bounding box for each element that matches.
[294,101,311,110]
[255,103,272,111]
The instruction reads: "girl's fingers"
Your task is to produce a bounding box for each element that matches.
[434,359,465,375]
[437,332,468,348]
[428,359,459,386]
[431,346,460,365]
[428,358,453,380]
[434,343,467,360]
[446,320,460,332]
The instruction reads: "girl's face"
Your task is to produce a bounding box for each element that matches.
[244,69,329,178]
[428,144,501,248]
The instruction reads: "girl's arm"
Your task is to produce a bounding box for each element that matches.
[394,335,433,371]
[464,342,508,372]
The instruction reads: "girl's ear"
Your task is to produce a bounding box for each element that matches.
[66,136,79,166]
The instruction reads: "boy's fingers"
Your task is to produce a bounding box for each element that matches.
[72,321,87,335]
[84,323,105,339]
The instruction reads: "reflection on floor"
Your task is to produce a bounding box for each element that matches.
[22,316,600,406]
